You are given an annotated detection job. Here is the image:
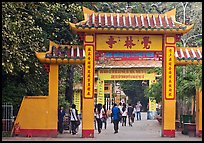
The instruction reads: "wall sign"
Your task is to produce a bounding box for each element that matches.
[96,34,162,51]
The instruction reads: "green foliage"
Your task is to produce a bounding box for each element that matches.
[58,95,70,110]
[2,132,12,137]
[176,42,183,47]
[2,2,82,114]
[144,68,162,102]
[119,80,149,105]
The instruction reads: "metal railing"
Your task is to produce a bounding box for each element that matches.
[2,103,14,132]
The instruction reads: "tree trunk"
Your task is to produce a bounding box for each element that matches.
[177,99,181,120]
[192,95,196,123]
[65,65,74,105]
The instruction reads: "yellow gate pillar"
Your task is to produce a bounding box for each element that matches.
[196,87,202,137]
[82,34,95,138]
[48,64,59,136]
[162,35,176,137]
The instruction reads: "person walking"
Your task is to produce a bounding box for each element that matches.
[121,103,127,126]
[136,101,142,120]
[95,103,104,134]
[118,102,123,123]
[58,106,66,134]
[147,103,150,120]
[111,103,121,134]
[94,104,98,130]
[70,104,80,135]
[102,104,108,129]
[127,103,134,126]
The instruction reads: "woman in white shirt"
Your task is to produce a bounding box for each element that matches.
[121,104,127,126]
[95,103,104,134]
[70,104,79,135]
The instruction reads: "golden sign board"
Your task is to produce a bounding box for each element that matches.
[96,34,162,51]
[97,79,104,105]
[149,97,156,111]
[98,68,156,81]
[74,91,81,114]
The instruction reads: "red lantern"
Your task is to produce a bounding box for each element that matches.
[77,32,85,41]
[43,64,50,73]
[175,34,182,42]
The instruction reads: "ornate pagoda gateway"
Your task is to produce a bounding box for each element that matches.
[12,7,202,138]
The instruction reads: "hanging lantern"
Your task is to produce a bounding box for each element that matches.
[43,64,50,73]
[175,34,182,42]
[77,32,85,41]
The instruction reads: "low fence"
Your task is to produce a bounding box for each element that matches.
[2,103,14,132]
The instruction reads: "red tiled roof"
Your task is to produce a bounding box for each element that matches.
[175,47,202,61]
[69,7,192,34]
[45,45,85,60]
[76,13,186,30]
[35,41,86,64]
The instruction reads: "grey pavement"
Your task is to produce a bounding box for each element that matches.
[2,112,202,141]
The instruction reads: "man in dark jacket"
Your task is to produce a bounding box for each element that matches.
[127,104,134,126]
[58,106,66,134]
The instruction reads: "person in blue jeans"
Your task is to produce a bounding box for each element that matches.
[111,103,121,134]
[147,103,150,120]
[135,101,142,120]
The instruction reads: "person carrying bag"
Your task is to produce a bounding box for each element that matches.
[70,104,80,135]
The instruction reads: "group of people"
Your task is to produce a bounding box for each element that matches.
[118,101,143,126]
[110,101,142,134]
[94,103,108,134]
[95,101,143,134]
[58,101,143,135]
[58,104,80,135]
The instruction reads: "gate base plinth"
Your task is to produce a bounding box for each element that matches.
[162,130,175,137]
[82,129,94,138]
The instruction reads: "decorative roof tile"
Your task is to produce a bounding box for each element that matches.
[45,45,85,60]
[35,41,85,64]
[175,47,202,61]
[70,7,193,34]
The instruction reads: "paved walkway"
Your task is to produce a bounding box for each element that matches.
[2,112,202,141]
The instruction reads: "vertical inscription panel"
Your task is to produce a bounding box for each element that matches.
[84,45,94,98]
[165,46,175,100]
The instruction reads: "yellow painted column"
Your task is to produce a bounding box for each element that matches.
[162,35,176,137]
[48,64,58,136]
[82,34,95,138]
[196,87,202,137]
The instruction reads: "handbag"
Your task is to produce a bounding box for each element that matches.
[76,120,80,126]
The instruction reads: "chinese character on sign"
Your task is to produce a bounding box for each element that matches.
[106,36,117,48]
[124,36,136,49]
[141,36,152,49]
